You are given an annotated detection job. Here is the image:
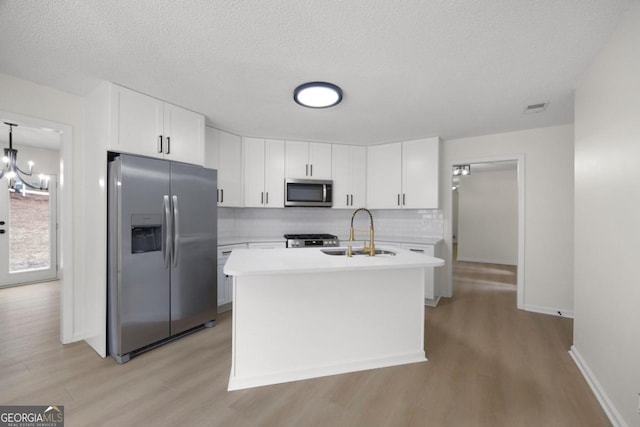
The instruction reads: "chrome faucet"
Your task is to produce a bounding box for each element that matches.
[348,208,375,256]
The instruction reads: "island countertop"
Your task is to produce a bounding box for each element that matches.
[223,246,444,276]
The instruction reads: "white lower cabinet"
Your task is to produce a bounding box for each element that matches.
[217,244,246,311]
[376,241,438,303]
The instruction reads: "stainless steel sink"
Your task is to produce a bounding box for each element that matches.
[321,248,396,256]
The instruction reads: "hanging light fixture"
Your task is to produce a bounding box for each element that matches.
[1,122,47,191]
[293,82,343,108]
[452,164,471,176]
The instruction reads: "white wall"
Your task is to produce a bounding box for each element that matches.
[572,3,640,426]
[440,124,574,315]
[457,168,518,265]
[0,71,84,343]
[12,144,60,177]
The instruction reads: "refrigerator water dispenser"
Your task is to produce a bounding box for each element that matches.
[131,214,162,253]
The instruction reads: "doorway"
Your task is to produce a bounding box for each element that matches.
[0,110,74,343]
[446,156,525,308]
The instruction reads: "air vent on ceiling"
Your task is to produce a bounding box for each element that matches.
[524,102,548,114]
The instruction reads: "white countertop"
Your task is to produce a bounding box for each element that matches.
[219,236,443,247]
[224,246,444,276]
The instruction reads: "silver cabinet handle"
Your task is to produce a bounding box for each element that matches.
[221,189,224,203]
[403,193,406,206]
[172,195,180,267]
[306,164,309,176]
[265,192,269,204]
[158,135,163,153]
[162,195,171,268]
[410,248,424,253]
[261,191,264,204]
[222,250,232,256]
[166,136,171,154]
[350,194,354,206]
[346,195,349,206]
[397,194,400,206]
[310,164,313,176]
[217,189,219,203]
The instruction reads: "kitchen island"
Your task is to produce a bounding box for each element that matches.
[223,246,444,390]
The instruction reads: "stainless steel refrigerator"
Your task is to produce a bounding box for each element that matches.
[107,153,217,363]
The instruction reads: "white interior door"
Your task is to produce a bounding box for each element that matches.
[0,176,57,287]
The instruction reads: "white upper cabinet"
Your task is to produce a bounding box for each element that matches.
[332,144,367,209]
[367,137,439,209]
[205,127,243,207]
[367,142,403,208]
[110,84,204,165]
[402,138,439,209]
[243,138,285,208]
[285,141,332,179]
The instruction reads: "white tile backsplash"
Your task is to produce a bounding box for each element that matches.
[218,207,443,242]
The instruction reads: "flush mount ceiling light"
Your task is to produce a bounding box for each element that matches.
[293,82,343,108]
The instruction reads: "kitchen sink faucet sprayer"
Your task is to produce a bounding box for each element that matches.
[348,208,375,256]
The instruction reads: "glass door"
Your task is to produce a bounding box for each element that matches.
[0,176,57,287]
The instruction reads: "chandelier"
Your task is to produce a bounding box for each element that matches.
[1,122,49,191]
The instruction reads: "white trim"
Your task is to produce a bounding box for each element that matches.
[0,110,75,344]
[569,346,628,427]
[523,304,573,319]
[455,256,517,266]
[228,351,427,391]
[445,154,526,309]
[424,296,441,307]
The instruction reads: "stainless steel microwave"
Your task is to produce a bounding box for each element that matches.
[285,179,333,207]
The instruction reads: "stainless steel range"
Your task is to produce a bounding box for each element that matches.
[284,234,339,248]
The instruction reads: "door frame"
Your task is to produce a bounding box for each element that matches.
[446,154,525,309]
[0,110,74,343]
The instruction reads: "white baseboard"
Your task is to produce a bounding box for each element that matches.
[523,304,574,318]
[455,256,517,266]
[228,351,427,391]
[424,296,441,307]
[569,346,628,427]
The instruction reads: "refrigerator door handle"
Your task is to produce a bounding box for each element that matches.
[171,195,180,267]
[162,195,172,268]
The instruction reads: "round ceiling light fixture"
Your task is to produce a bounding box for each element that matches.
[293,82,343,108]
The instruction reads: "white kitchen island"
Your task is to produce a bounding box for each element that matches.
[223,246,444,391]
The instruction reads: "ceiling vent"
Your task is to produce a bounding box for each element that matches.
[524,102,548,114]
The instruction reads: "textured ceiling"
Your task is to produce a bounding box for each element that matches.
[0,0,633,144]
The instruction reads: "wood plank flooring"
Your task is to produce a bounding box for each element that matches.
[0,261,609,426]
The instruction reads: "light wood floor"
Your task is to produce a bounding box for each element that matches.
[0,262,609,426]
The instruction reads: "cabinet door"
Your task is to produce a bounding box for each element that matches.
[204,127,220,170]
[243,138,266,207]
[111,85,164,158]
[350,146,367,207]
[164,104,204,165]
[402,137,439,209]
[367,142,402,209]
[217,263,228,306]
[331,144,351,209]
[285,140,309,178]
[402,244,435,300]
[264,139,285,208]
[218,130,243,207]
[308,142,332,179]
